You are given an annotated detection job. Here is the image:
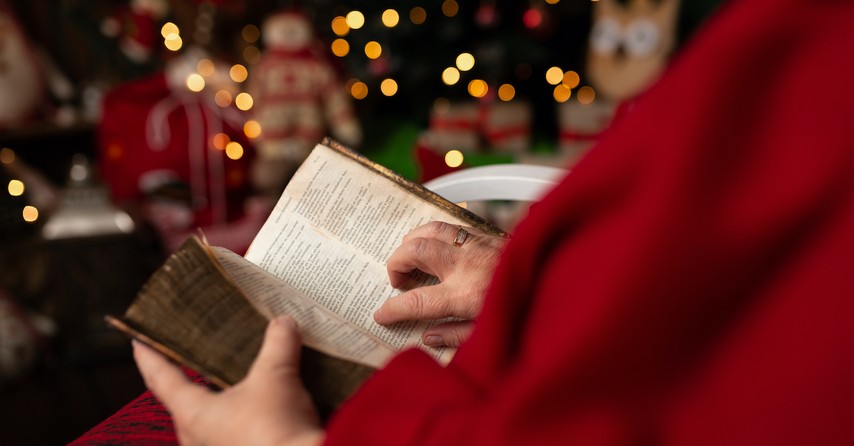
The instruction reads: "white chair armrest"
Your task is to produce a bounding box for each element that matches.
[423,164,567,203]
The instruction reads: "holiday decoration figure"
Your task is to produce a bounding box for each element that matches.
[0,2,78,128]
[248,10,362,195]
[98,49,266,254]
[101,0,170,64]
[0,5,44,126]
[586,0,681,103]
[557,0,683,164]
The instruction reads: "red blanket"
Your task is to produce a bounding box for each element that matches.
[328,0,854,444]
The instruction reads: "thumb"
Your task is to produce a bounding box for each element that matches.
[247,316,303,381]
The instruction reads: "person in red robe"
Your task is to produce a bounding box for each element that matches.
[130,0,854,444]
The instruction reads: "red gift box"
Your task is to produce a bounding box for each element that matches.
[98,72,263,252]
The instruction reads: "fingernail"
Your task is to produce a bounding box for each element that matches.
[424,335,444,347]
[372,308,385,323]
[273,316,296,329]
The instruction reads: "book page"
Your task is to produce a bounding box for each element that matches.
[245,143,472,364]
[212,246,395,368]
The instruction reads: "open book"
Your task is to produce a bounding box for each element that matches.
[107,138,505,414]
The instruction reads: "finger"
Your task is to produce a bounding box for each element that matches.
[246,316,303,381]
[423,320,475,348]
[387,237,458,288]
[374,285,460,325]
[402,221,469,245]
[133,340,210,414]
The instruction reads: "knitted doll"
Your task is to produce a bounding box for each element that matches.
[248,10,361,195]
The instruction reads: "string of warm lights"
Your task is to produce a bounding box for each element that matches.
[326,5,597,104]
[158,19,260,162]
[1,148,38,223]
[153,2,599,170]
[161,4,598,105]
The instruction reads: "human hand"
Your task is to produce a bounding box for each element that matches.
[133,317,323,446]
[374,221,506,348]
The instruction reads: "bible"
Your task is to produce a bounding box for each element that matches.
[107,138,505,415]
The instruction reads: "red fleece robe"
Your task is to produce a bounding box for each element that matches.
[326,0,854,444]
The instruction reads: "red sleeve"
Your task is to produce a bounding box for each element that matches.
[327,0,854,444]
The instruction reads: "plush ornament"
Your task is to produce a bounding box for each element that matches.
[248,10,362,195]
[481,101,532,154]
[571,0,720,163]
[556,100,616,164]
[428,101,481,152]
[0,4,46,127]
[552,0,681,166]
[413,131,468,183]
[428,99,532,153]
[98,50,266,254]
[101,0,170,64]
[587,0,681,103]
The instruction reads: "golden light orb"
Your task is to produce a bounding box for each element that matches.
[380,79,398,96]
[456,53,475,71]
[468,79,488,98]
[553,84,571,103]
[235,92,254,111]
[563,70,581,89]
[545,66,564,85]
[225,141,244,160]
[161,22,179,38]
[164,34,183,52]
[331,38,350,57]
[331,16,350,36]
[244,120,262,139]
[498,84,516,101]
[8,179,24,196]
[230,64,249,83]
[186,73,205,92]
[382,9,400,27]
[197,58,215,77]
[214,90,233,108]
[364,41,382,59]
[410,7,427,25]
[577,86,596,104]
[346,11,365,29]
[212,133,230,150]
[445,150,465,168]
[350,81,369,100]
[442,0,460,17]
[242,24,260,43]
[442,67,461,85]
[0,148,14,164]
[22,206,38,223]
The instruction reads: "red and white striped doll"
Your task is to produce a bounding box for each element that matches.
[248,9,361,195]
